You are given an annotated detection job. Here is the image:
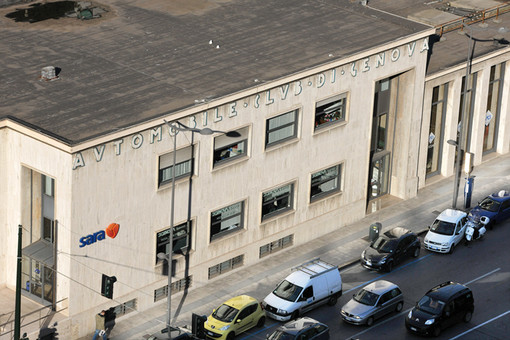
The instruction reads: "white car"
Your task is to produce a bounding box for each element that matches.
[424,209,467,253]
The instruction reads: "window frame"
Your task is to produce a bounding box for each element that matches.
[158,145,194,187]
[155,221,191,264]
[213,126,249,166]
[310,164,342,202]
[261,183,295,221]
[265,109,299,148]
[210,201,245,241]
[314,93,347,130]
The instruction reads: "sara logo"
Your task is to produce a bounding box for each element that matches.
[79,223,120,248]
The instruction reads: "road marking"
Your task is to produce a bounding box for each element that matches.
[342,254,433,295]
[463,267,500,286]
[449,310,510,340]
[345,267,502,340]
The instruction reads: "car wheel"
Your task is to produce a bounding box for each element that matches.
[464,311,472,322]
[385,261,393,272]
[413,246,420,258]
[432,326,441,337]
[366,316,374,327]
[395,301,403,312]
[257,316,265,327]
[291,310,299,320]
[226,332,235,340]
[327,294,338,306]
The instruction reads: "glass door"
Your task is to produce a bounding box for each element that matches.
[369,152,390,199]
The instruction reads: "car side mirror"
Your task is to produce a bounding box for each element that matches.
[236,318,242,323]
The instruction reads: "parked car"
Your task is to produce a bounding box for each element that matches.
[263,258,342,321]
[204,295,266,340]
[424,209,467,253]
[266,317,329,340]
[341,280,403,326]
[405,281,474,337]
[361,227,421,272]
[468,190,510,228]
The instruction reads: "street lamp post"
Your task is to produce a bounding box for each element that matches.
[450,24,509,209]
[158,120,240,337]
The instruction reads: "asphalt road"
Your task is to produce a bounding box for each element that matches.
[237,218,510,340]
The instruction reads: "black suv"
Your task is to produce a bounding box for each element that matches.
[361,227,421,272]
[405,281,474,337]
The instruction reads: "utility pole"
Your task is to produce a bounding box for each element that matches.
[15,225,22,340]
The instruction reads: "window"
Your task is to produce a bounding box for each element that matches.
[156,221,191,263]
[265,110,298,147]
[210,201,244,241]
[112,298,137,317]
[427,84,448,177]
[458,73,477,150]
[315,93,347,129]
[43,217,54,243]
[213,127,249,166]
[484,63,505,154]
[262,183,294,221]
[42,175,54,197]
[310,164,342,202]
[259,234,294,258]
[158,146,193,186]
[208,255,244,279]
[154,276,192,302]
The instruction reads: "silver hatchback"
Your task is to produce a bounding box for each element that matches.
[341,280,403,326]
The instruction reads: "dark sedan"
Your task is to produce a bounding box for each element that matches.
[266,317,329,340]
[468,190,510,228]
[361,227,421,272]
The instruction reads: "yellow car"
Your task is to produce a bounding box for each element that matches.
[204,295,266,340]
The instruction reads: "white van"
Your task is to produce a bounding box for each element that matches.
[262,258,342,321]
[424,209,467,254]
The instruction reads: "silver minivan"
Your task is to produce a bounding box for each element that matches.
[341,280,403,326]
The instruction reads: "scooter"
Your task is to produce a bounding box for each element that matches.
[465,216,489,242]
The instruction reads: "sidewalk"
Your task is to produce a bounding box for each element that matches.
[88,152,510,340]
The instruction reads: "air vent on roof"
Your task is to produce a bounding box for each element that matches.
[40,66,59,81]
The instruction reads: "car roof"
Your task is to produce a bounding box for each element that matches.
[362,280,400,294]
[223,295,258,309]
[381,227,413,240]
[436,209,467,223]
[489,190,510,202]
[425,281,470,300]
[278,317,324,334]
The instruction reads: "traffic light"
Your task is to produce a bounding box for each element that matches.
[101,274,117,299]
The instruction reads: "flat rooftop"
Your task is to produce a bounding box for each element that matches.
[0,0,432,145]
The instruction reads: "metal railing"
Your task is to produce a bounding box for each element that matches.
[436,2,510,36]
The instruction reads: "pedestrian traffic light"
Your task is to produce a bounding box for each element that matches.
[101,274,117,299]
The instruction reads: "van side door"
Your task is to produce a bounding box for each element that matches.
[300,285,315,312]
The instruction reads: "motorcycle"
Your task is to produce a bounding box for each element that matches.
[465,216,489,243]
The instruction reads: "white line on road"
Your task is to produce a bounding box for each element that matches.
[449,310,510,340]
[463,267,500,286]
[345,268,502,340]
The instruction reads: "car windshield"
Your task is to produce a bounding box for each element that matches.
[417,295,445,315]
[371,237,397,253]
[267,330,294,340]
[478,197,500,212]
[211,304,239,323]
[430,219,456,235]
[273,280,303,302]
[353,289,380,306]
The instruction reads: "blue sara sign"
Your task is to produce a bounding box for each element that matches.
[79,223,120,248]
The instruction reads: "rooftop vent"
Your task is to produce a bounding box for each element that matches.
[40,66,59,81]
